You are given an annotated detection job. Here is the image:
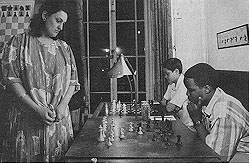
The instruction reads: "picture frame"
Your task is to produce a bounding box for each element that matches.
[217,24,249,49]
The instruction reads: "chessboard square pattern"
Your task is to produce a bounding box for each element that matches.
[12,16,18,23]
[18,23,24,29]
[5,23,12,29]
[5,29,11,35]
[24,16,30,23]
[1,16,6,23]
[0,29,5,35]
[11,23,18,29]
[11,29,18,35]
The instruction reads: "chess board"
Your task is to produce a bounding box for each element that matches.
[0,0,35,59]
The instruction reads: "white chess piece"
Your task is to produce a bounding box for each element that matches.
[110,132,115,142]
[138,126,143,135]
[128,122,134,132]
[98,125,104,142]
[123,103,127,115]
[91,158,98,163]
[102,129,106,138]
[116,100,121,114]
[102,122,107,132]
[119,128,125,139]
[107,137,112,147]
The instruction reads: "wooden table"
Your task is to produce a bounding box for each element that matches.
[65,102,221,162]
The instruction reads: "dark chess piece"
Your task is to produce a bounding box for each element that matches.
[176,135,182,146]
[137,122,142,132]
[164,137,172,146]
[146,119,151,130]
[154,117,159,126]
[119,109,122,118]
[152,133,156,141]
[161,115,164,121]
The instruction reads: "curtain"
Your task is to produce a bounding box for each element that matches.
[62,0,88,109]
[149,0,173,102]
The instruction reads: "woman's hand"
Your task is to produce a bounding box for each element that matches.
[36,106,56,126]
[54,104,67,122]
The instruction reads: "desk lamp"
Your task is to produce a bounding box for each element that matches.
[107,54,138,118]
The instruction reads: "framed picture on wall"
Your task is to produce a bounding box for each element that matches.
[217,24,249,49]
[0,0,35,59]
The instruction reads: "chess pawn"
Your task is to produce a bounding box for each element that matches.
[107,137,112,147]
[91,158,98,163]
[128,122,134,132]
[102,129,106,138]
[123,103,127,115]
[98,125,104,142]
[128,126,134,132]
[138,126,143,135]
[111,118,115,127]
[116,100,121,114]
[110,132,115,142]
[119,128,125,139]
[102,123,107,132]
[176,135,182,146]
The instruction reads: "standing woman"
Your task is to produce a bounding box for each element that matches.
[1,0,80,162]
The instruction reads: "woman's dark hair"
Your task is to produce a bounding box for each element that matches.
[184,63,219,89]
[29,0,67,38]
[162,58,183,74]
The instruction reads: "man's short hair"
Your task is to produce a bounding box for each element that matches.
[184,63,219,89]
[162,58,183,74]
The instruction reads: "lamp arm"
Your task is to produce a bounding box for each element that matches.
[124,57,138,118]
[126,75,133,105]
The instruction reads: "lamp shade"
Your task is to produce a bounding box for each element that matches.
[108,54,132,78]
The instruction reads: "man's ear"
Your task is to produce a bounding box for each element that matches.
[203,85,211,94]
[174,68,180,75]
[42,10,48,20]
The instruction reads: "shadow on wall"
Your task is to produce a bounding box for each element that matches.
[217,70,249,111]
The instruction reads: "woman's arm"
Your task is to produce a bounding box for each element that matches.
[10,82,56,125]
[55,85,75,121]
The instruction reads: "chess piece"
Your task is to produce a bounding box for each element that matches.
[152,133,156,141]
[98,125,104,142]
[107,137,112,147]
[110,132,115,142]
[116,100,121,113]
[123,103,127,115]
[146,120,151,130]
[102,120,107,132]
[164,136,172,146]
[111,118,115,127]
[176,135,182,146]
[128,122,134,132]
[91,158,98,163]
[119,109,122,118]
[138,126,143,135]
[102,129,106,138]
[119,128,125,139]
[137,122,142,132]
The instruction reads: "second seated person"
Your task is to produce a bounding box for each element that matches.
[160,58,195,131]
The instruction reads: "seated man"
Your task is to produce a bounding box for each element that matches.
[161,58,194,131]
[184,63,249,162]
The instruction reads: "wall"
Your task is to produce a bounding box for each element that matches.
[172,0,249,71]
[172,0,207,72]
[205,0,249,71]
